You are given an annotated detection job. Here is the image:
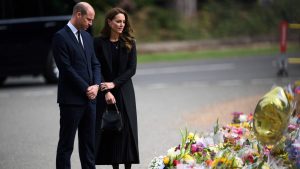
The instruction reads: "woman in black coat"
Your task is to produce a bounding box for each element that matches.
[94,7,139,169]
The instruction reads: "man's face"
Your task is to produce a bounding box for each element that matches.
[78,9,94,30]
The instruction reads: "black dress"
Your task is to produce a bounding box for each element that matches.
[95,40,139,165]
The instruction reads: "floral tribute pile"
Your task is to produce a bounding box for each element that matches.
[149,84,300,169]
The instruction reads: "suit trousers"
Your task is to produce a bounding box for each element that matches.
[56,102,96,169]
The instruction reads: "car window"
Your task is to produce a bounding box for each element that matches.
[0,0,75,19]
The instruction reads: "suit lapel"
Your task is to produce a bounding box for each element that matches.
[64,26,87,64]
[64,25,78,45]
[81,33,89,61]
[64,26,92,84]
[81,32,92,83]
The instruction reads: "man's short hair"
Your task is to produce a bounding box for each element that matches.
[73,3,87,15]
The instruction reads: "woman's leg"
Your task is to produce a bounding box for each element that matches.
[125,164,131,169]
[112,164,119,169]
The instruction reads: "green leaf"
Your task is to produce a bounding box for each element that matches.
[214,118,219,135]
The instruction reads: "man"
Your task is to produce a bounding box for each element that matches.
[52,2,101,169]
[277,11,289,77]
[277,18,289,77]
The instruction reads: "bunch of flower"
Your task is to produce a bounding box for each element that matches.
[284,116,300,168]
[149,156,165,169]
[149,111,300,169]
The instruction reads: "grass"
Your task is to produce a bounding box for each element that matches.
[138,43,300,63]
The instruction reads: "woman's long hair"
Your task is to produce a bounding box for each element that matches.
[101,7,134,50]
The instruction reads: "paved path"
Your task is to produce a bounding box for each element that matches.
[0,55,299,169]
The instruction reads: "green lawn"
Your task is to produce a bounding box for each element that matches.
[138,43,300,63]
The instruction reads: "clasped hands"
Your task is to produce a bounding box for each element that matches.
[86,84,99,100]
[86,82,116,103]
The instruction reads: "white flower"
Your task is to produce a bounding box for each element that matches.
[148,156,165,169]
[167,147,180,158]
[239,114,248,122]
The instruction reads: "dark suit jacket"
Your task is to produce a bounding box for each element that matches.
[52,25,101,105]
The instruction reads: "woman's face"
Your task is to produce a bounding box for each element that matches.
[108,13,125,35]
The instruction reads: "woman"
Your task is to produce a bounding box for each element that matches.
[94,7,139,169]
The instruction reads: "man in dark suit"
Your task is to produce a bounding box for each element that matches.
[52,2,101,169]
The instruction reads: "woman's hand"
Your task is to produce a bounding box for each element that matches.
[105,92,116,104]
[100,82,115,91]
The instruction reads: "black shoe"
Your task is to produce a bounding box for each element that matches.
[283,69,288,77]
[277,69,283,77]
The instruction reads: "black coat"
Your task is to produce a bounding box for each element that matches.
[94,36,139,163]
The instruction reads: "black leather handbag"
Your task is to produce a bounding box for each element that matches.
[101,104,123,132]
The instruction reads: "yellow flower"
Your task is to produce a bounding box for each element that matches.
[242,122,250,128]
[266,145,273,149]
[183,154,193,160]
[183,154,195,164]
[188,132,199,141]
[229,123,241,128]
[212,157,227,167]
[262,163,271,169]
[286,92,293,102]
[163,156,170,165]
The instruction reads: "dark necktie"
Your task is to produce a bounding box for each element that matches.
[77,30,91,83]
[77,30,84,49]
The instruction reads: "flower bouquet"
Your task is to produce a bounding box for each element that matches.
[149,84,300,169]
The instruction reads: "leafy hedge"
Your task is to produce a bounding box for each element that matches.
[90,0,300,42]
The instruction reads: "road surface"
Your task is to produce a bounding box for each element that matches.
[0,54,299,169]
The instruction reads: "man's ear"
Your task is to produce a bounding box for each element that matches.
[76,12,82,18]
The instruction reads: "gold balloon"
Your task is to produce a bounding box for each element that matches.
[253,87,292,145]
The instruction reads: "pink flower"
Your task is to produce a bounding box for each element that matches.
[288,124,298,132]
[191,144,198,153]
[263,146,271,156]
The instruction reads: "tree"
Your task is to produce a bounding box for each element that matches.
[174,0,197,18]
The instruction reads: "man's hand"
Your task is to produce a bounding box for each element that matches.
[100,82,115,91]
[86,84,99,100]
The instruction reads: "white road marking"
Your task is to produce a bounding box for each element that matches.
[251,78,276,85]
[147,83,169,89]
[136,63,235,75]
[135,77,297,89]
[22,90,55,97]
[217,80,243,86]
[182,81,210,87]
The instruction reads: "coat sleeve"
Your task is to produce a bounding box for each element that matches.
[52,33,89,93]
[90,37,101,85]
[113,41,137,88]
[93,38,106,83]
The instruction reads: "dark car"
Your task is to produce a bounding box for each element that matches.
[0,0,77,85]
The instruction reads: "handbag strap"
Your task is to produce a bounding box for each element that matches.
[105,104,120,114]
[114,104,120,114]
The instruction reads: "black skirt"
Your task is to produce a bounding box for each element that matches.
[95,93,139,165]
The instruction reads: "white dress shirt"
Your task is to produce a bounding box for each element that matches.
[67,21,84,48]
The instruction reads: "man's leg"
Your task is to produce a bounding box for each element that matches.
[277,53,288,77]
[56,104,84,169]
[78,102,96,169]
